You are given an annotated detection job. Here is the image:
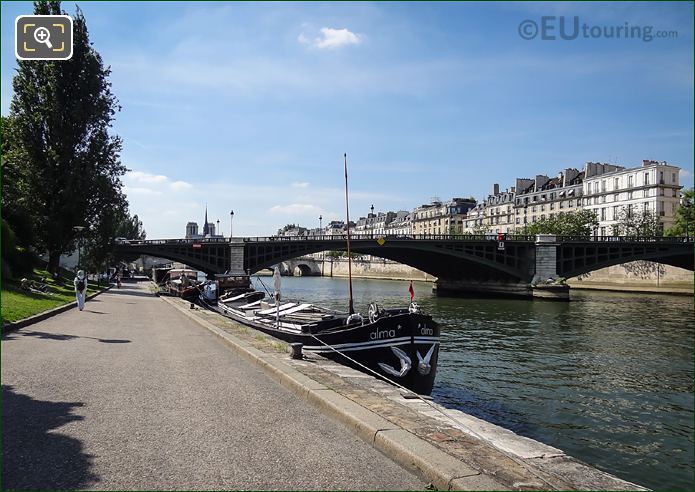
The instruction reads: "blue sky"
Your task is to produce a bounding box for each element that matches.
[2,1,693,238]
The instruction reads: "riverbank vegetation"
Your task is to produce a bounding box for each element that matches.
[1,267,100,324]
[1,1,144,285]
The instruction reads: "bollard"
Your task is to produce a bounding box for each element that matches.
[289,342,303,360]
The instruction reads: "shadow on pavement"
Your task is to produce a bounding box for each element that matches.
[1,385,98,490]
[3,330,130,344]
[106,289,154,298]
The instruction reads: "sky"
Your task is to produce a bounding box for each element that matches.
[1,1,693,239]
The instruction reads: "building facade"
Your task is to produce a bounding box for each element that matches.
[582,160,682,235]
[513,168,592,229]
[384,211,412,236]
[482,184,516,234]
[412,198,476,235]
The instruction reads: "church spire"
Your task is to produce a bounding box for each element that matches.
[203,204,210,236]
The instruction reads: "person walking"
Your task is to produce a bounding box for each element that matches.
[74,270,88,311]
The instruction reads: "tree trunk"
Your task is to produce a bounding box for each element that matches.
[47,250,61,275]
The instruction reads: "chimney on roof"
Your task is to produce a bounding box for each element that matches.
[492,183,499,195]
[515,178,534,194]
[563,168,579,187]
[534,175,549,192]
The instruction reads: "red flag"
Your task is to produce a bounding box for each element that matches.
[408,280,414,301]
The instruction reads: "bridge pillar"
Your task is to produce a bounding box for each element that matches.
[229,242,245,274]
[433,278,533,298]
[532,235,569,300]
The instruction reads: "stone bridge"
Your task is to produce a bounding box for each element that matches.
[114,234,693,299]
[273,257,322,277]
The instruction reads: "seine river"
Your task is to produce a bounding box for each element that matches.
[251,275,694,491]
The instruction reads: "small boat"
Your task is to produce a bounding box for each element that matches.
[161,268,200,299]
[198,154,441,395]
[199,273,440,395]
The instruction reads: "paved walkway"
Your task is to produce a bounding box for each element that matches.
[1,282,424,490]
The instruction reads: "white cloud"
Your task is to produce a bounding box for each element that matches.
[291,181,309,188]
[300,27,362,50]
[123,186,163,196]
[679,168,691,179]
[297,33,310,45]
[269,203,321,215]
[170,180,193,191]
[127,170,168,184]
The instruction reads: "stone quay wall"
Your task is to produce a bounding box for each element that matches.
[566,261,693,294]
[321,257,692,294]
[321,257,435,282]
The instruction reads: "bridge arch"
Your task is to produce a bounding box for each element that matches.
[113,243,228,275]
[557,241,693,278]
[244,238,535,281]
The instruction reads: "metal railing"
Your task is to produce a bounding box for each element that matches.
[557,236,694,243]
[116,234,694,245]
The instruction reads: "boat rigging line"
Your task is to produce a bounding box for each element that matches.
[254,274,272,297]
[306,332,554,488]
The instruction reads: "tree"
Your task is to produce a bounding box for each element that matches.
[8,1,126,274]
[520,210,598,237]
[665,188,694,237]
[615,207,662,236]
[471,223,490,234]
[1,115,34,249]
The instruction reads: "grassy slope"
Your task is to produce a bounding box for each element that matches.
[1,268,101,324]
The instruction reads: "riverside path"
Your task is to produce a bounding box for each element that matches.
[1,281,424,490]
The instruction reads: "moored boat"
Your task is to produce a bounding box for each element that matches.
[197,154,440,394]
[161,268,200,299]
[199,276,440,395]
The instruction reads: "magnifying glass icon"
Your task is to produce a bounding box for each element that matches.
[33,27,53,49]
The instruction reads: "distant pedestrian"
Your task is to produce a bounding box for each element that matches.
[74,270,88,311]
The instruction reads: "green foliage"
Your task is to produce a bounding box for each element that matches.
[665,188,694,237]
[1,218,35,277]
[1,267,99,323]
[520,210,598,237]
[1,115,35,249]
[615,207,663,236]
[7,1,127,274]
[471,223,490,234]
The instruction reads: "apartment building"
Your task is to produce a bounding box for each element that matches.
[463,202,486,232]
[512,163,625,230]
[583,160,682,235]
[483,184,516,234]
[384,210,412,236]
[412,198,476,235]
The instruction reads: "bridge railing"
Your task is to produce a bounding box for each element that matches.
[241,233,537,242]
[556,236,694,243]
[115,235,694,246]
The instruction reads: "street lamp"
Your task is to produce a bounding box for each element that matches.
[319,215,323,236]
[216,219,220,238]
[230,210,234,238]
[73,225,85,269]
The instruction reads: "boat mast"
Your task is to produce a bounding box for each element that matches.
[344,153,355,315]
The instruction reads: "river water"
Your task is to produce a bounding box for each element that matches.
[251,275,694,490]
